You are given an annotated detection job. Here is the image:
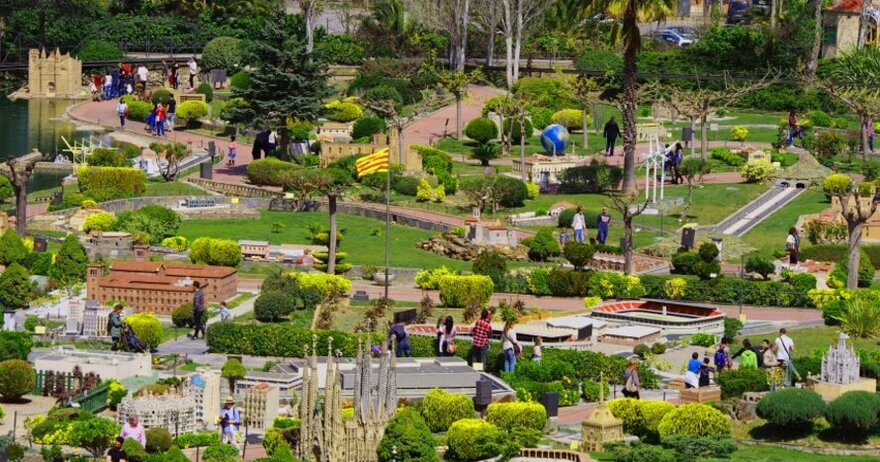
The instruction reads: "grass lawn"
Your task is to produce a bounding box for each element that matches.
[144,180,211,196]
[176,210,472,271]
[592,443,880,462]
[786,325,879,355]
[740,188,830,259]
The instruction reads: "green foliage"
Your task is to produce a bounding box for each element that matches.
[809,110,833,127]
[77,166,146,195]
[715,368,769,399]
[326,100,363,123]
[823,173,854,195]
[563,242,595,270]
[446,419,503,462]
[832,300,880,338]
[171,303,194,328]
[689,333,717,347]
[126,100,153,121]
[470,142,500,166]
[421,389,477,433]
[0,332,32,362]
[724,317,744,340]
[815,133,852,164]
[416,178,433,202]
[174,432,220,449]
[88,148,129,167]
[587,272,646,299]
[472,251,508,286]
[145,427,172,453]
[124,313,161,349]
[756,388,825,430]
[558,165,624,193]
[160,236,189,252]
[739,159,775,183]
[0,177,11,202]
[710,148,745,167]
[412,145,453,175]
[0,230,27,266]
[221,358,246,383]
[82,211,118,233]
[415,266,458,290]
[0,359,34,399]
[825,391,880,437]
[247,158,300,187]
[0,263,32,309]
[525,229,561,261]
[115,204,181,245]
[255,290,296,322]
[464,117,499,143]
[745,255,775,280]
[262,428,289,456]
[438,275,494,308]
[608,399,675,441]
[189,238,242,267]
[495,176,528,207]
[363,85,404,108]
[660,435,739,461]
[581,379,611,402]
[502,118,533,144]
[76,39,123,61]
[486,401,546,432]
[657,404,731,438]
[177,100,210,126]
[203,443,240,461]
[68,418,121,457]
[828,252,875,288]
[557,208,576,228]
[633,343,650,359]
[392,176,420,196]
[550,109,587,131]
[351,117,387,140]
[512,76,576,111]
[230,71,250,90]
[609,441,673,462]
[377,408,437,462]
[162,446,190,462]
[202,36,243,72]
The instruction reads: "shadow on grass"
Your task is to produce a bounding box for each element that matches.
[816,427,873,446]
[748,422,815,441]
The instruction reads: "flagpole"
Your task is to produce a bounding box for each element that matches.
[384,155,391,302]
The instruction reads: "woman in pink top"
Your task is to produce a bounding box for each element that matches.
[227,135,237,166]
[119,415,146,447]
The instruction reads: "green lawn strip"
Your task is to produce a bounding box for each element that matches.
[786,325,879,355]
[144,180,211,196]
[176,210,472,271]
[740,189,829,258]
[592,444,880,462]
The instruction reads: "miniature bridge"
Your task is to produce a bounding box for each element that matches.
[712,179,807,237]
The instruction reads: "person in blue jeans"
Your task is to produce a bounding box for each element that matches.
[388,320,411,357]
[596,205,611,245]
[502,320,520,372]
[572,206,586,243]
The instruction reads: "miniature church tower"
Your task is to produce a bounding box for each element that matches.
[581,375,624,451]
[821,332,860,385]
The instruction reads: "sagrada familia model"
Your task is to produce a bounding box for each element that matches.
[297,337,397,462]
[821,332,860,385]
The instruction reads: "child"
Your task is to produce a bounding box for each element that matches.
[559,228,570,249]
[699,357,715,387]
[532,337,543,362]
[227,135,237,166]
[218,301,231,321]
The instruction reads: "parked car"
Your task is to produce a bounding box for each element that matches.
[657,27,697,47]
[727,0,751,24]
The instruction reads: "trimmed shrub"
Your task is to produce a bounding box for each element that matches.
[495,176,529,208]
[825,391,880,436]
[486,402,547,432]
[756,388,825,431]
[415,266,458,290]
[608,398,675,441]
[651,343,667,354]
[254,290,296,322]
[195,82,214,103]
[145,428,172,453]
[352,117,387,140]
[326,100,363,123]
[0,263,32,309]
[525,229,561,261]
[363,85,403,107]
[82,211,117,233]
[149,89,173,105]
[247,158,300,187]
[123,437,147,461]
[828,252,875,288]
[550,109,587,131]
[581,379,611,402]
[715,367,769,399]
[657,403,731,437]
[126,100,152,121]
[438,275,494,308]
[160,236,188,252]
[392,176,420,196]
[472,251,507,286]
[502,118,534,144]
[564,242,596,270]
[465,117,499,143]
[203,443,240,461]
[421,389,475,432]
[446,419,503,462]
[377,408,437,462]
[229,71,250,90]
[547,268,591,297]
[0,229,28,265]
[201,36,243,72]
[633,343,650,359]
[189,238,242,267]
[77,167,146,195]
[413,145,453,175]
[745,255,775,280]
[740,158,775,183]
[558,165,623,193]
[124,313,161,349]
[660,435,739,460]
[0,359,35,400]
[288,272,352,299]
[176,100,209,127]
[710,147,746,167]
[171,303,194,328]
[88,148,130,167]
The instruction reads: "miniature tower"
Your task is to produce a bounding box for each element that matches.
[581,375,624,451]
[821,332,860,385]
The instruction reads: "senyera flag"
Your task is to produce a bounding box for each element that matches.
[355,148,390,177]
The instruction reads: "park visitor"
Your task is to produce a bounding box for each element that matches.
[388,320,411,357]
[116,98,128,128]
[622,359,641,399]
[501,320,520,373]
[219,396,241,448]
[698,357,715,387]
[867,118,876,154]
[774,328,795,386]
[558,227,570,249]
[119,415,146,447]
[108,304,124,351]
[440,316,457,356]
[470,309,492,366]
[136,64,148,87]
[227,135,237,166]
[155,103,166,138]
[787,111,803,146]
[603,117,621,156]
[786,227,800,267]
[106,436,127,462]
[732,338,759,369]
[103,73,113,100]
[532,337,542,362]
[763,343,783,390]
[190,280,206,340]
[714,337,731,371]
[170,59,179,89]
[572,206,586,243]
[596,206,611,245]
[219,301,231,321]
[672,142,684,184]
[684,352,701,389]
[188,56,198,88]
[166,94,176,132]
[109,67,120,98]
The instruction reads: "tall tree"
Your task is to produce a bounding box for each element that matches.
[0,263,32,310]
[1,151,43,236]
[293,168,352,274]
[298,0,321,53]
[365,93,441,165]
[806,0,823,78]
[607,190,649,275]
[569,74,603,151]
[51,234,88,289]
[437,69,483,139]
[823,173,880,289]
[498,0,556,89]
[821,48,880,157]
[227,11,332,161]
[815,83,880,160]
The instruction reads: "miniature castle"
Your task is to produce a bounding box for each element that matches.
[822,332,861,385]
[465,208,518,247]
[28,49,82,98]
[117,388,199,435]
[296,338,397,462]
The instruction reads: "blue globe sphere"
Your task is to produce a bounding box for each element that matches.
[540,124,569,156]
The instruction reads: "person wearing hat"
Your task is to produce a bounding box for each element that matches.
[108,304,124,351]
[219,396,241,448]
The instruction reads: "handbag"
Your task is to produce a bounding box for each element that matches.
[446,341,456,353]
[625,374,638,393]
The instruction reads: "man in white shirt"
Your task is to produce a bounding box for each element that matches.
[188,57,198,88]
[572,206,586,243]
[774,328,795,387]
[136,65,148,85]
[102,73,113,100]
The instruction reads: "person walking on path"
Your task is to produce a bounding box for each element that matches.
[218,301,231,322]
[439,316,457,356]
[116,98,128,129]
[470,309,492,367]
[219,396,241,449]
[155,103,166,138]
[603,117,621,156]
[558,227,570,249]
[108,303,124,351]
[170,60,179,89]
[136,64,148,91]
[596,205,612,245]
[787,111,803,146]
[119,415,146,447]
[166,94,176,132]
[227,135,237,166]
[102,73,113,101]
[622,359,641,399]
[188,56,198,89]
[774,328,796,386]
[684,352,701,389]
[502,319,520,373]
[190,280,206,340]
[698,357,715,387]
[672,142,684,184]
[388,320,411,357]
[786,227,800,268]
[572,206,586,243]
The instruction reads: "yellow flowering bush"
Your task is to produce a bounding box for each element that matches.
[731,126,749,142]
[657,403,732,437]
[583,296,602,309]
[526,182,540,199]
[288,272,352,298]
[664,277,687,300]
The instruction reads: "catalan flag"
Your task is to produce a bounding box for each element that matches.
[355,148,390,177]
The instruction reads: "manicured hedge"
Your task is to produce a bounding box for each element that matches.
[557,164,623,193]
[446,419,503,462]
[825,391,880,436]
[608,398,675,441]
[246,158,300,187]
[657,404,731,438]
[437,275,494,307]
[486,402,546,432]
[756,388,825,431]
[77,167,147,195]
[715,367,769,399]
[640,274,813,307]
[421,389,475,432]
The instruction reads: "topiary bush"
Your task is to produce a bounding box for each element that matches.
[254,290,296,322]
[464,117,499,143]
[503,118,534,144]
[247,158,300,187]
[176,100,209,127]
[550,109,587,131]
[229,71,250,90]
[525,229,561,261]
[352,117,387,140]
[756,388,825,431]
[123,437,147,461]
[124,313,161,349]
[201,36,243,72]
[715,367,769,399]
[420,389,475,432]
[0,359,35,400]
[326,100,363,123]
[657,403,731,438]
[486,401,547,432]
[82,211,117,233]
[195,82,214,103]
[171,303,194,328]
[827,252,875,288]
[377,407,437,462]
[145,427,172,453]
[564,241,596,270]
[472,251,507,286]
[189,238,241,267]
[446,419,503,462]
[150,89,172,105]
[203,443,240,461]
[392,176,420,196]
[633,343,650,359]
[739,158,775,183]
[825,391,880,437]
[607,399,675,442]
[660,435,739,460]
[437,275,494,308]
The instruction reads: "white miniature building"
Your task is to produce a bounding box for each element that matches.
[82,301,111,337]
[821,332,860,385]
[465,209,518,247]
[117,389,199,435]
[188,369,222,428]
[32,348,151,380]
[511,155,580,188]
[242,382,279,431]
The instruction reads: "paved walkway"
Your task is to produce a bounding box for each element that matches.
[404,85,505,146]
[156,291,257,356]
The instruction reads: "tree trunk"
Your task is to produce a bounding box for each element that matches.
[14,182,27,236]
[806,0,823,78]
[770,0,777,34]
[460,0,470,71]
[861,114,869,161]
[701,114,708,159]
[621,0,639,194]
[456,95,463,139]
[513,2,523,84]
[859,0,870,48]
[519,115,527,181]
[486,0,496,67]
[327,195,338,274]
[847,219,863,289]
[397,126,406,165]
[623,216,634,274]
[690,117,696,157]
[305,5,314,53]
[451,0,461,70]
[582,103,589,151]
[278,124,290,161]
[502,0,513,88]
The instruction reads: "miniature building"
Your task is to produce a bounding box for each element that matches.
[317,122,353,141]
[822,0,880,58]
[81,300,111,337]
[65,299,84,335]
[581,377,624,451]
[242,382,280,431]
[188,369,222,427]
[117,388,199,435]
[239,240,270,260]
[28,48,82,98]
[86,261,238,314]
[319,131,421,171]
[679,386,721,404]
[83,231,134,260]
[31,347,151,380]
[511,155,581,189]
[464,210,518,247]
[812,332,878,400]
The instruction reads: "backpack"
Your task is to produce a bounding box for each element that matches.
[740,350,758,369]
[714,349,726,368]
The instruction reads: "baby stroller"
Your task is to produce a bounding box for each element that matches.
[122,324,149,353]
